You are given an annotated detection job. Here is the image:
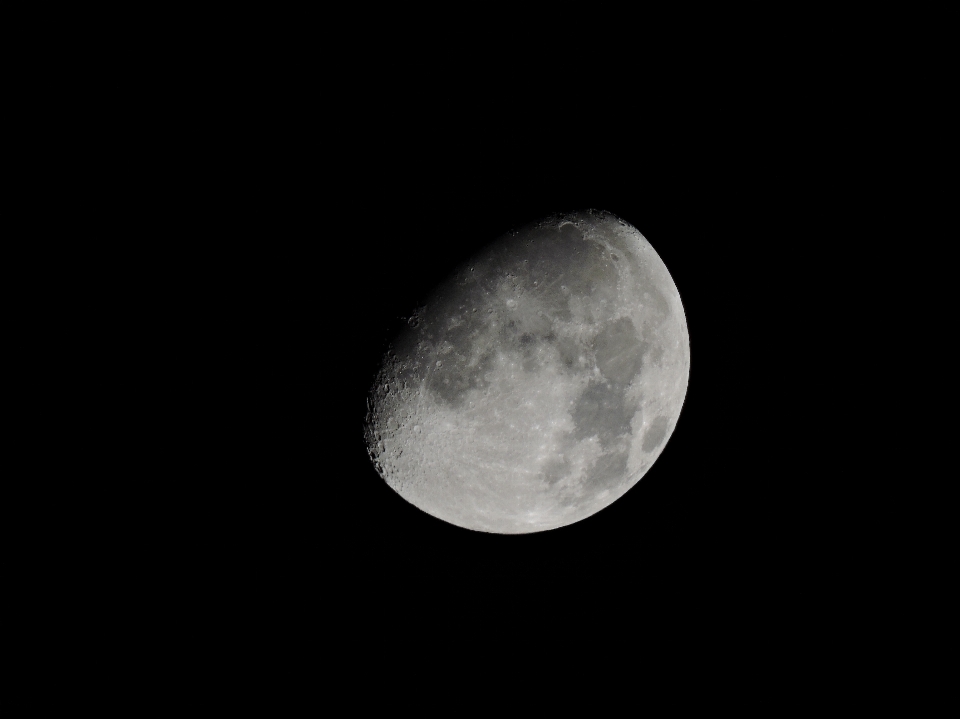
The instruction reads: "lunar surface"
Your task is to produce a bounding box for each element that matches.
[364,210,689,533]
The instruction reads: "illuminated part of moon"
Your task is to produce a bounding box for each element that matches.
[364,210,690,533]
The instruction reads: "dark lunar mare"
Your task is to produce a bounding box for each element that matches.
[392,219,616,411]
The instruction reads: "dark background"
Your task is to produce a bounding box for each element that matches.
[43,10,900,685]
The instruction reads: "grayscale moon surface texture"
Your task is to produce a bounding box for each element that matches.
[364,210,690,533]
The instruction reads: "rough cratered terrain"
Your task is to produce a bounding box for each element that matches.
[365,210,689,533]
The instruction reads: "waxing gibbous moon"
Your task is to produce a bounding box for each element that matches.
[364,210,690,533]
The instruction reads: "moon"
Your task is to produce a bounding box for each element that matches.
[364,210,690,533]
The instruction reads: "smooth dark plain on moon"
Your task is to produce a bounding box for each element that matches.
[364,210,690,534]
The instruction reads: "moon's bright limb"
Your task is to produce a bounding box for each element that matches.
[365,210,689,533]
